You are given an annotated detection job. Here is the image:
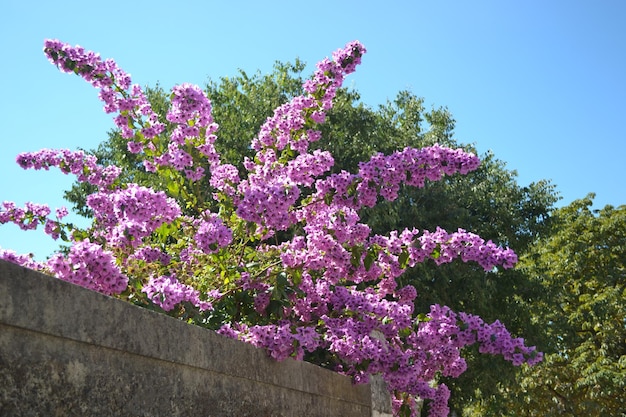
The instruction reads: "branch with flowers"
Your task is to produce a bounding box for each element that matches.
[0,39,542,417]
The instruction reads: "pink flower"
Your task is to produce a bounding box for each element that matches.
[193,212,233,254]
[46,240,128,295]
[142,274,212,312]
[86,184,181,248]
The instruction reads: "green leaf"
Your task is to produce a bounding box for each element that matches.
[167,179,180,197]
[416,313,431,323]
[291,269,303,286]
[398,248,410,269]
[350,245,364,268]
[398,327,412,338]
[65,59,76,72]
[324,190,335,206]
[363,249,376,271]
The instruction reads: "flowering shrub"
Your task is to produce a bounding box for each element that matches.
[0,39,542,417]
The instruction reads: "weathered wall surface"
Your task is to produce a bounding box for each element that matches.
[0,260,392,417]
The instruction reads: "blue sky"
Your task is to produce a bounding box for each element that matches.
[1,1,624,260]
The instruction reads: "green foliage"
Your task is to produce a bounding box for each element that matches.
[62,60,561,414]
[491,195,626,416]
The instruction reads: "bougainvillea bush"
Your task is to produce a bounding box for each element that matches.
[0,39,542,417]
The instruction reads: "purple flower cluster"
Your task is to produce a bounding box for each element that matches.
[16,149,121,189]
[147,83,221,181]
[168,83,216,141]
[313,145,481,211]
[44,41,234,189]
[251,41,365,154]
[456,310,543,366]
[416,227,518,270]
[233,42,366,235]
[142,273,211,311]
[278,217,516,309]
[0,201,69,241]
[303,40,366,112]
[358,145,480,203]
[43,39,164,140]
[193,212,233,254]
[128,245,171,265]
[0,249,44,271]
[221,273,540,417]
[218,321,322,362]
[0,201,50,231]
[86,184,182,248]
[46,240,128,295]
[209,163,240,199]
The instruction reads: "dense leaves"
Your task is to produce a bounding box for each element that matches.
[494,195,625,416]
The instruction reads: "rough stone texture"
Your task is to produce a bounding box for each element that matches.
[370,376,393,417]
[0,260,392,416]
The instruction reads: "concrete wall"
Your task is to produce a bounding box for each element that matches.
[0,260,392,417]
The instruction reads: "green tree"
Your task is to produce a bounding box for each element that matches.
[63,61,560,414]
[491,195,625,416]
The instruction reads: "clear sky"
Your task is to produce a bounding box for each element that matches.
[1,1,624,260]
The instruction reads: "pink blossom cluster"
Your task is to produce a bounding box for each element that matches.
[234,43,366,234]
[193,212,233,254]
[16,149,121,189]
[303,40,366,112]
[221,278,539,417]
[43,39,164,140]
[142,273,211,311]
[251,41,365,154]
[168,83,216,142]
[149,83,221,181]
[44,41,231,186]
[415,227,518,270]
[312,145,481,211]
[278,217,516,309]
[220,321,321,361]
[128,245,171,265]
[456,310,543,366]
[356,145,480,204]
[390,384,451,417]
[279,206,371,285]
[86,184,182,248]
[236,148,337,234]
[209,163,240,199]
[0,249,44,271]
[0,201,69,240]
[1,201,50,231]
[46,240,128,295]
[44,40,234,187]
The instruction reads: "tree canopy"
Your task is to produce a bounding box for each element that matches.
[490,195,625,416]
[63,60,560,414]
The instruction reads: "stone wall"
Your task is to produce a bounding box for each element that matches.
[0,260,392,416]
